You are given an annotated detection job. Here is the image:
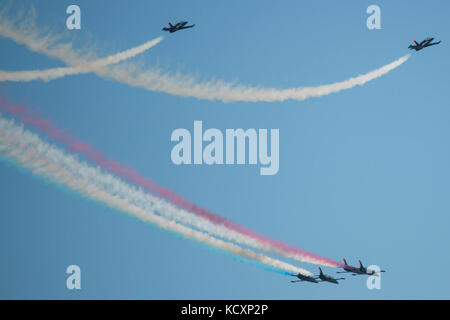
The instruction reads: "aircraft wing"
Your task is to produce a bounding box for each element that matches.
[426,41,441,47]
[180,24,195,29]
[420,38,433,46]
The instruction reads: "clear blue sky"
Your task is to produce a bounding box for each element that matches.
[0,0,449,299]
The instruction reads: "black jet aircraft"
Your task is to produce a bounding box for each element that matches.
[337,258,385,276]
[290,273,319,284]
[162,21,195,33]
[408,38,441,51]
[317,267,345,284]
[291,268,344,284]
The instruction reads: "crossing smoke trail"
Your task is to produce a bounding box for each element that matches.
[0,9,392,267]
[0,9,397,265]
[0,113,313,277]
[0,97,341,267]
[0,37,163,82]
[0,11,409,102]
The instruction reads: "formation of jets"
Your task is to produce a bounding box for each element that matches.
[162,21,195,33]
[291,259,385,285]
[408,37,441,51]
[337,258,386,276]
[291,267,345,284]
[161,22,438,287]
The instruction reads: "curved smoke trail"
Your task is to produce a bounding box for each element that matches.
[0,9,409,102]
[0,113,312,277]
[101,54,409,102]
[0,96,341,267]
[0,36,163,82]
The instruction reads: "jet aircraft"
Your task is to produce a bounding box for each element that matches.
[162,21,195,33]
[290,273,319,284]
[408,38,441,51]
[317,267,345,284]
[337,258,385,276]
[291,268,345,284]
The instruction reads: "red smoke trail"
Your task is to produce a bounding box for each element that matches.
[0,96,343,267]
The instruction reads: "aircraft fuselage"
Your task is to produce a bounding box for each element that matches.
[319,275,339,284]
[295,274,319,283]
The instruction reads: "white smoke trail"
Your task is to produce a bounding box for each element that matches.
[0,113,312,276]
[0,102,336,268]
[101,55,410,102]
[0,8,409,102]
[0,37,163,82]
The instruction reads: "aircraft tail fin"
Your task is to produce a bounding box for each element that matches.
[359,259,363,268]
[414,40,418,46]
[343,258,348,266]
[168,22,173,28]
[318,267,323,275]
